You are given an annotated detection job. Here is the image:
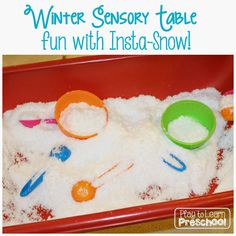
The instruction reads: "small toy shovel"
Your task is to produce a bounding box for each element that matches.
[20,145,71,197]
[19,119,57,128]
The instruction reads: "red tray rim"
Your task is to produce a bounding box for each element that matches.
[4,54,230,74]
[3,55,140,74]
[3,190,233,233]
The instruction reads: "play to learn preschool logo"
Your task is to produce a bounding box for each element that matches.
[174,208,231,229]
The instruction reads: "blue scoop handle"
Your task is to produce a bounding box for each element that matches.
[20,171,46,197]
[162,153,187,172]
[20,145,71,197]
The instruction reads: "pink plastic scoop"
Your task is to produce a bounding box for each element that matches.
[19,119,57,128]
[223,90,233,96]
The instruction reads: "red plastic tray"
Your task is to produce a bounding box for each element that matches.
[3,55,234,233]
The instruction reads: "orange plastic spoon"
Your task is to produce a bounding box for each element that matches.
[71,162,134,202]
[71,180,96,202]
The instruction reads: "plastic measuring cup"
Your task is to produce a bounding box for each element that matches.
[221,89,234,121]
[55,90,108,140]
[161,100,216,149]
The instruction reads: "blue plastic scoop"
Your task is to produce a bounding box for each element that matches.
[20,170,46,197]
[20,145,71,197]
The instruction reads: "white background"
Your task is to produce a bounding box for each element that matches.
[1,0,236,54]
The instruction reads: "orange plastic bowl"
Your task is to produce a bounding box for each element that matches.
[55,90,108,140]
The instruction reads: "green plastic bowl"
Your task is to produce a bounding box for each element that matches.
[161,100,216,149]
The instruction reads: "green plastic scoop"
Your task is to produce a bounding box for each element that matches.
[161,100,216,149]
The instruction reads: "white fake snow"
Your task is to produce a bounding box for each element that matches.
[3,87,233,226]
[59,102,106,136]
[168,116,209,143]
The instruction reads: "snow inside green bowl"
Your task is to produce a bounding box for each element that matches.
[161,100,216,149]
